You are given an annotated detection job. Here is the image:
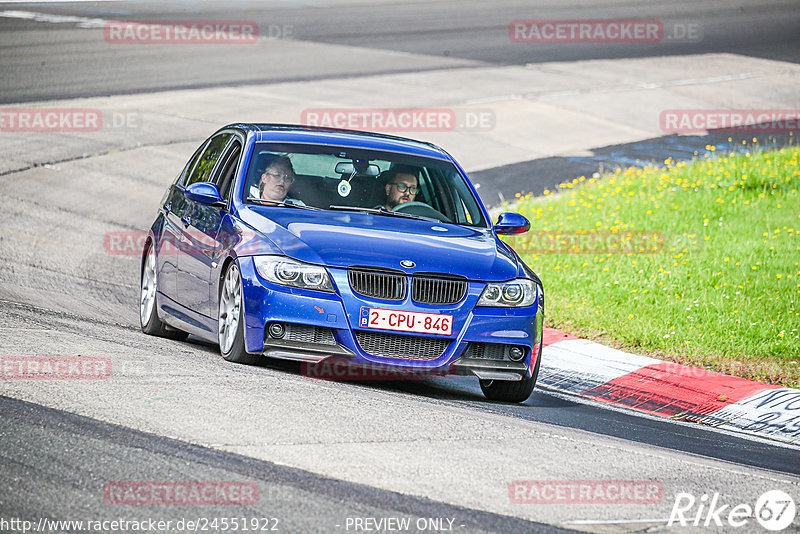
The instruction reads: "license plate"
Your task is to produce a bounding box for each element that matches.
[359,307,452,336]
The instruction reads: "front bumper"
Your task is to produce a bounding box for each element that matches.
[238,257,543,380]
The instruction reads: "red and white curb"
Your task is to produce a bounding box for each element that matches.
[538,328,800,445]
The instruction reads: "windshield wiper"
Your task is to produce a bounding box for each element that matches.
[246,197,321,210]
[327,205,437,222]
[327,205,386,215]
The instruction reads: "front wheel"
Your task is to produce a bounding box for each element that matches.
[218,262,259,364]
[480,343,542,403]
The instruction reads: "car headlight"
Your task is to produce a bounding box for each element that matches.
[254,256,334,292]
[477,279,536,307]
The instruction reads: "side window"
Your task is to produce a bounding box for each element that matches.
[177,143,206,186]
[457,197,474,224]
[185,133,233,187]
[418,171,433,205]
[423,169,448,215]
[214,140,242,202]
[449,172,486,227]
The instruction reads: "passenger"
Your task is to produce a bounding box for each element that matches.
[258,154,294,202]
[380,165,420,210]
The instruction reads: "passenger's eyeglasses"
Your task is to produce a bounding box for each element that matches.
[262,170,295,184]
[391,183,418,194]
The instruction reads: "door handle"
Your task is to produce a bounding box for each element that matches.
[181,214,191,227]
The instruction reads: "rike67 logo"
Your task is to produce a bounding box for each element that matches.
[669,490,796,531]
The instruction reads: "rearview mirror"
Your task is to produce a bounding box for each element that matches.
[335,161,380,176]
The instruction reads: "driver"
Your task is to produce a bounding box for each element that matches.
[380,165,419,210]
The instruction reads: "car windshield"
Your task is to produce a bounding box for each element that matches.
[242,143,487,227]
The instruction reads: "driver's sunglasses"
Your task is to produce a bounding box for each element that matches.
[262,170,295,184]
[391,183,418,194]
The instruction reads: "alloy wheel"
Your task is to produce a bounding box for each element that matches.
[219,264,242,353]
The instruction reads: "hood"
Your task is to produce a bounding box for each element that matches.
[239,207,519,281]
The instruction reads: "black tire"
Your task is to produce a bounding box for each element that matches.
[140,243,189,341]
[218,262,260,364]
[480,343,542,403]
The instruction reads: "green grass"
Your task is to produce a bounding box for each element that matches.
[503,143,800,388]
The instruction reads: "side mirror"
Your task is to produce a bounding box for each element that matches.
[184,182,225,206]
[494,212,530,235]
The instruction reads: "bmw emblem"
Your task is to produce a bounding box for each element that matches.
[400,260,415,268]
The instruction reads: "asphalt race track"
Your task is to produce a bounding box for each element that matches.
[2,0,800,103]
[1,1,799,533]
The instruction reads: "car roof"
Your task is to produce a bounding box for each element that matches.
[221,123,454,161]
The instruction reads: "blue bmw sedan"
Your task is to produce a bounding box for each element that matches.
[140,124,544,402]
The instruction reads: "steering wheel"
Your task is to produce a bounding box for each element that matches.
[392,201,452,222]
